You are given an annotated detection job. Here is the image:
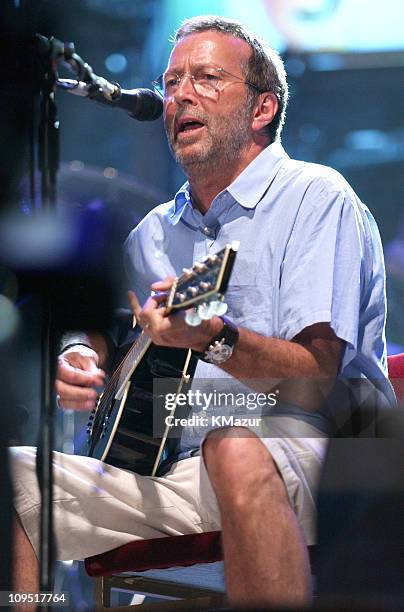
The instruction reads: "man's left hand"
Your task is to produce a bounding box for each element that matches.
[128,277,222,351]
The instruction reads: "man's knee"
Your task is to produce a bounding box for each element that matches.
[202,427,286,506]
[203,426,271,466]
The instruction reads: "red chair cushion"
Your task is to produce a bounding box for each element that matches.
[387,353,404,402]
[84,531,223,577]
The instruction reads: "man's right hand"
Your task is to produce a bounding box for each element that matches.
[55,346,106,411]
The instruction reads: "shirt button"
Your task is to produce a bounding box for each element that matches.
[203,226,213,236]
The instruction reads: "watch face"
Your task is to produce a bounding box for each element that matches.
[207,343,233,364]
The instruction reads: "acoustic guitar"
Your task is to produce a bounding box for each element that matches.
[85,242,239,475]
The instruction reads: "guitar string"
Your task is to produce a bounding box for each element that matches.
[94,277,179,419]
[96,331,148,414]
[89,332,150,442]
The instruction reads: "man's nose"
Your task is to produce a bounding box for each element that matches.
[173,73,198,104]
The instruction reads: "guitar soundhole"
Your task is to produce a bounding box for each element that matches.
[147,347,196,377]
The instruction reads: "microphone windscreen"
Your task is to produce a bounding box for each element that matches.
[130,88,163,121]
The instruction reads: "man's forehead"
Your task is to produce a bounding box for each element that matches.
[166,31,251,72]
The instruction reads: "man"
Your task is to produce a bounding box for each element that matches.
[10,15,392,607]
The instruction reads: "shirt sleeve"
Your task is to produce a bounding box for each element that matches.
[123,227,151,307]
[278,180,366,353]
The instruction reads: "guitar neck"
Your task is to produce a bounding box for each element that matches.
[115,330,152,400]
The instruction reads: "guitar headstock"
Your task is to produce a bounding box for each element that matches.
[166,241,239,325]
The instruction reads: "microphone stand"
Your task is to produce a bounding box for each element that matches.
[32,34,124,597]
[35,35,63,594]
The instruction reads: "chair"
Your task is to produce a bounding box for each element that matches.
[387,352,404,403]
[85,531,225,608]
[85,354,404,608]
[85,532,317,608]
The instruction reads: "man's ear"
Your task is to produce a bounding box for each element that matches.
[251,92,278,135]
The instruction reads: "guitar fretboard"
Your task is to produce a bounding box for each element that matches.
[115,331,152,400]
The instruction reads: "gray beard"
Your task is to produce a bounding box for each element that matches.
[167,107,252,177]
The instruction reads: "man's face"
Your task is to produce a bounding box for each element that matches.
[163,31,256,173]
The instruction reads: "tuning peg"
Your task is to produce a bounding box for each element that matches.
[197,302,215,320]
[175,292,186,303]
[208,300,228,316]
[205,254,219,266]
[194,262,208,273]
[185,308,202,326]
[199,281,211,291]
[182,267,193,277]
[187,286,199,297]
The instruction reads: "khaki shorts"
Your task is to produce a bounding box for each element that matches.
[10,419,326,560]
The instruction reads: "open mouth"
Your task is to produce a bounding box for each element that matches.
[176,118,205,138]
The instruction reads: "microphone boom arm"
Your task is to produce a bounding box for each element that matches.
[56,78,163,121]
[36,33,163,121]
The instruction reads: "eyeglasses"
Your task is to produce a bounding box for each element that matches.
[152,66,264,99]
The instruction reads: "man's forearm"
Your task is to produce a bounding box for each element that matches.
[190,318,343,412]
[192,318,341,380]
[221,327,330,380]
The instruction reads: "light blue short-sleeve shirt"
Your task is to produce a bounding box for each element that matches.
[124,141,393,451]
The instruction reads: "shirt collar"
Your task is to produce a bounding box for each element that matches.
[226,140,288,209]
[169,140,288,224]
[168,182,192,225]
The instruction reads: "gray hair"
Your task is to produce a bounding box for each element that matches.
[172,15,289,143]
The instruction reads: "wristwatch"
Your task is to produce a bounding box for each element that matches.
[194,316,239,365]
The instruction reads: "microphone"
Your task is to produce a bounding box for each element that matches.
[57,78,163,121]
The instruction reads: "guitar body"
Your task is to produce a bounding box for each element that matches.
[85,345,196,475]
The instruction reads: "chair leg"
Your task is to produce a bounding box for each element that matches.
[94,576,111,609]
[93,573,226,609]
